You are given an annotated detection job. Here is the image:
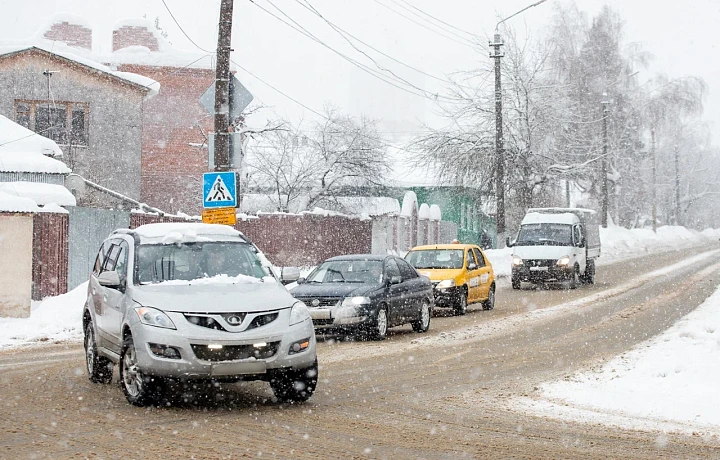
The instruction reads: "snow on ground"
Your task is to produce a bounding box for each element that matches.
[513,277,720,436]
[0,282,88,349]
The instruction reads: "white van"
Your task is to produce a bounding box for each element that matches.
[507,208,600,289]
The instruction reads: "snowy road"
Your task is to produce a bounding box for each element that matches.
[1,244,720,458]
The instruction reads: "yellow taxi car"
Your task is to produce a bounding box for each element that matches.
[405,243,495,315]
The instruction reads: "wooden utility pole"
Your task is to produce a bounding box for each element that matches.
[213,0,234,172]
[490,33,505,240]
[601,97,610,228]
[651,128,657,232]
[674,144,680,225]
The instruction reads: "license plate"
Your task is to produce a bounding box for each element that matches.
[211,361,266,376]
[530,266,548,271]
[309,308,332,320]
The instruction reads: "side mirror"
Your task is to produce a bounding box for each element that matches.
[468,263,477,271]
[98,270,121,289]
[296,277,306,285]
[280,267,300,285]
[505,236,513,248]
[388,275,402,285]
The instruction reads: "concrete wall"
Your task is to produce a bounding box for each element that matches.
[0,214,33,317]
[0,50,145,209]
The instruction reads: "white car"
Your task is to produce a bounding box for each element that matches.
[82,223,317,406]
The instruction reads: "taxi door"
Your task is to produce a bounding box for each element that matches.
[465,249,483,303]
[472,247,493,301]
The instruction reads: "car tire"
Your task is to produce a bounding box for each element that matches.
[120,335,163,407]
[368,305,389,340]
[453,287,468,316]
[270,360,318,403]
[583,260,596,285]
[411,299,431,333]
[511,277,521,290]
[570,264,581,289]
[482,284,495,311]
[84,320,113,384]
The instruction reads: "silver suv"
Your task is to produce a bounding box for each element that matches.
[82,223,317,406]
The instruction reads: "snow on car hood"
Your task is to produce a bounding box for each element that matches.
[132,281,296,313]
[512,245,574,261]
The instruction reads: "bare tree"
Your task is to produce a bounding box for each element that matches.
[246,108,390,212]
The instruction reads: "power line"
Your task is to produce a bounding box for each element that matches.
[160,0,214,53]
[369,0,477,49]
[251,0,447,102]
[296,0,474,92]
[394,0,477,38]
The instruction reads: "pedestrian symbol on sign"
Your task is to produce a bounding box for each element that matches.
[206,176,233,202]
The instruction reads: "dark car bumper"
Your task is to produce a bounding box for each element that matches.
[512,265,574,283]
[432,285,462,308]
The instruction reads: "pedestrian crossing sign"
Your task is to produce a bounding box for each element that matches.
[203,171,237,208]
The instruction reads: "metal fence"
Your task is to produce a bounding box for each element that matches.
[67,207,130,290]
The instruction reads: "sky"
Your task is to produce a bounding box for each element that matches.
[4,222,720,437]
[1,0,719,143]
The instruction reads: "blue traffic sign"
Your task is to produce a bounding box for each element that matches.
[203,172,237,209]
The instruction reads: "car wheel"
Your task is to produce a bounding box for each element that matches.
[411,299,431,333]
[84,320,113,384]
[368,305,389,340]
[454,287,468,316]
[482,284,495,311]
[584,260,596,285]
[569,265,581,289]
[120,335,163,407]
[270,360,318,403]
[511,277,521,290]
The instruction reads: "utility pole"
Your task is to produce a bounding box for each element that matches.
[651,128,657,233]
[600,95,610,228]
[489,33,505,240]
[213,0,234,173]
[674,144,680,225]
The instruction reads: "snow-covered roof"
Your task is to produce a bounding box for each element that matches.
[0,115,68,167]
[0,43,159,98]
[0,182,76,206]
[0,190,42,213]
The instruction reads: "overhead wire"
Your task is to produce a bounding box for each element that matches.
[369,0,477,49]
[160,0,214,53]
[252,0,450,102]
[394,0,478,38]
[296,0,476,92]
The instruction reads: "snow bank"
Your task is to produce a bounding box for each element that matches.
[0,282,87,349]
[521,281,720,434]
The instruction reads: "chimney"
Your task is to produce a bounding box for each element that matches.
[43,21,92,50]
[113,25,159,52]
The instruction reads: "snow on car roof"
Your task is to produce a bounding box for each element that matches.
[522,212,578,225]
[132,223,247,244]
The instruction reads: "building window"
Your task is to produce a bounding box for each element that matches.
[14,100,89,146]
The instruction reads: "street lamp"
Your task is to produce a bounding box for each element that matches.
[491,0,548,246]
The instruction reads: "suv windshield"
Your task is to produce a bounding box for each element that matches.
[405,249,463,269]
[516,223,573,246]
[137,242,268,284]
[306,260,383,284]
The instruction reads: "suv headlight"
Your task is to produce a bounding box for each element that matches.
[557,256,571,266]
[512,256,524,266]
[289,302,311,326]
[436,279,456,289]
[341,296,371,307]
[135,306,176,329]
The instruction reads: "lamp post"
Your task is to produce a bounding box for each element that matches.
[491,0,548,246]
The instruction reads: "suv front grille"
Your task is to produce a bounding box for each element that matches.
[191,342,280,361]
[184,312,279,332]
